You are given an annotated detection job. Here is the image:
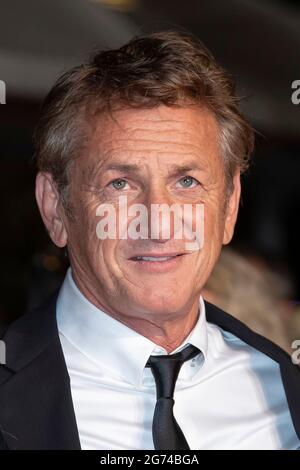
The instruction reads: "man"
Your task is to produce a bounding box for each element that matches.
[0,30,300,450]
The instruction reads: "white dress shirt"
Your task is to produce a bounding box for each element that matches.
[57,268,300,450]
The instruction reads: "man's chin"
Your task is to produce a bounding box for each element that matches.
[129,293,192,318]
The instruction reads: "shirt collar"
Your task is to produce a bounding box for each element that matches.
[57,267,208,388]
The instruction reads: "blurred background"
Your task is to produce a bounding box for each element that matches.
[0,0,299,348]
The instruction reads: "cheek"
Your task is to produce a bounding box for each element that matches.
[193,203,224,274]
[203,204,222,244]
[93,240,126,284]
[67,201,102,259]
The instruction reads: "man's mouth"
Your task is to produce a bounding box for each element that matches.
[130,253,184,262]
[126,249,192,274]
[127,253,187,273]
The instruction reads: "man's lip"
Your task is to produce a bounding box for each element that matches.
[128,253,186,260]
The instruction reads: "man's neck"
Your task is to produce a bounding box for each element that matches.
[71,268,200,354]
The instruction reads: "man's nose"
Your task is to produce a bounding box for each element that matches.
[143,185,177,242]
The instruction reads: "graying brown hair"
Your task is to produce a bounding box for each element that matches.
[34,29,255,213]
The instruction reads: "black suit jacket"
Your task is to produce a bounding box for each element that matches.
[0,430,8,450]
[0,291,300,450]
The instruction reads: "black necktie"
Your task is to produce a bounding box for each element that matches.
[146,344,200,450]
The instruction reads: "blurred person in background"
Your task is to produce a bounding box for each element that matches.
[203,248,293,352]
[288,306,300,350]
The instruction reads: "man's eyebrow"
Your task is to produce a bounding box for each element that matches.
[167,163,207,176]
[101,163,142,174]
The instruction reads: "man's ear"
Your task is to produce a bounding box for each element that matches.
[222,171,241,245]
[35,172,68,248]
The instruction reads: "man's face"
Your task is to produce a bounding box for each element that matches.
[63,104,240,321]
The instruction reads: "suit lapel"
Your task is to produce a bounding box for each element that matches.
[205,300,300,441]
[0,291,81,449]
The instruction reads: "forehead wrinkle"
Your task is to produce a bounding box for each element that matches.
[115,121,200,136]
[105,115,198,130]
[86,137,217,177]
[105,125,214,146]
[100,125,220,163]
[98,103,218,134]
[84,108,222,181]
[98,141,206,159]
[100,110,217,137]
[95,128,218,157]
[102,147,209,164]
[93,105,220,150]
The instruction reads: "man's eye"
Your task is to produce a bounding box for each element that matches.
[109,178,128,190]
[177,176,199,188]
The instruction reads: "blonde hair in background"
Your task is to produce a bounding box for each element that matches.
[203,248,292,352]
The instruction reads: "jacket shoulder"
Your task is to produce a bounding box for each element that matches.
[0,290,60,374]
